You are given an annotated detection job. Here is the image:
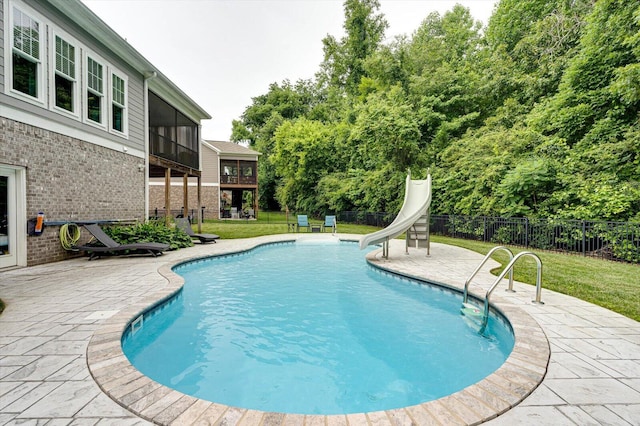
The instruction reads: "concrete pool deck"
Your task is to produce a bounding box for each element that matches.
[0,234,638,425]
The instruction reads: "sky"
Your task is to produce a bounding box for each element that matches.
[82,0,498,141]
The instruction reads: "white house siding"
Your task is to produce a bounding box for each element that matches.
[201,143,219,183]
[0,3,4,93]
[200,144,220,219]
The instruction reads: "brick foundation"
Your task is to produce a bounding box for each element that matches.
[149,185,220,220]
[1,118,145,266]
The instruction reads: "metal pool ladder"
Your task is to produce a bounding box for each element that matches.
[461,247,544,333]
[462,246,514,305]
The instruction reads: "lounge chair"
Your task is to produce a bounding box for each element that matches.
[323,215,337,233]
[175,218,219,244]
[76,224,170,260]
[297,215,310,232]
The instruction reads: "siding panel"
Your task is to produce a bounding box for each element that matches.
[0,0,4,93]
[201,146,219,184]
[127,77,144,146]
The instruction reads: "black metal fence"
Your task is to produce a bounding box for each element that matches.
[430,215,640,264]
[147,208,640,263]
[149,208,204,223]
[337,211,395,228]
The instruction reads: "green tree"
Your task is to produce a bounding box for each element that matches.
[485,0,559,54]
[482,0,592,108]
[361,36,411,94]
[496,158,558,216]
[434,100,544,216]
[350,86,422,171]
[318,0,388,95]
[526,0,640,220]
[231,80,321,210]
[230,0,639,222]
[271,118,338,212]
[406,6,485,157]
[531,0,639,145]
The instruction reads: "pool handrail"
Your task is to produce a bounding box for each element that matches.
[479,251,543,333]
[462,246,514,305]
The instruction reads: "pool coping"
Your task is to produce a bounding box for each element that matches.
[86,236,550,425]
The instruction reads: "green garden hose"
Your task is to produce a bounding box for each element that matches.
[60,223,81,250]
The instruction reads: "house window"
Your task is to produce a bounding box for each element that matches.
[54,35,76,112]
[111,73,126,133]
[11,7,41,99]
[86,57,104,124]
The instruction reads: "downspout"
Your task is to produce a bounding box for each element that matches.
[198,124,203,231]
[143,71,157,222]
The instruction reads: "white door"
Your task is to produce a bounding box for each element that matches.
[0,167,18,268]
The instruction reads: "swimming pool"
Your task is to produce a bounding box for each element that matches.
[122,240,514,415]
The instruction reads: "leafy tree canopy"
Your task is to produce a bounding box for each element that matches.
[232,0,639,221]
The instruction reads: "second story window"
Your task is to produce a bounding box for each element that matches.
[111,73,126,133]
[6,1,131,139]
[86,56,104,124]
[54,35,76,113]
[11,7,42,100]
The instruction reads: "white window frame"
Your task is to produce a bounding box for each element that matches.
[83,51,107,129]
[49,28,80,119]
[109,69,128,138]
[6,2,46,106]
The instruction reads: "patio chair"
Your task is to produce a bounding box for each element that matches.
[75,224,170,260]
[297,215,310,232]
[322,215,337,233]
[175,218,219,244]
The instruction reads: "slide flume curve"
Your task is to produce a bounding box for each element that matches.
[359,173,432,250]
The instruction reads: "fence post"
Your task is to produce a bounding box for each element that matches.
[582,220,586,257]
[452,216,455,237]
[483,216,487,242]
[525,217,529,248]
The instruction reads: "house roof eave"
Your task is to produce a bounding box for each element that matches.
[202,140,223,154]
[204,140,262,157]
[47,0,212,122]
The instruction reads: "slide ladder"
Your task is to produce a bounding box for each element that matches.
[406,212,430,254]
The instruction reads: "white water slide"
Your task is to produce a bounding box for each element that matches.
[359,172,432,251]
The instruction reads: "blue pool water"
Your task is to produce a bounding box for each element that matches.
[122,240,514,415]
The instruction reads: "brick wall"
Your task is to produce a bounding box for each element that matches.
[149,185,219,220]
[1,118,145,265]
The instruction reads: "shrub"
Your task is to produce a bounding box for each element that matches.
[103,220,193,250]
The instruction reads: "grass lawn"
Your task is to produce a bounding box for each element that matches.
[198,211,381,239]
[197,215,639,322]
[431,236,640,322]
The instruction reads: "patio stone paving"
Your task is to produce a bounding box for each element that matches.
[1,234,638,425]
